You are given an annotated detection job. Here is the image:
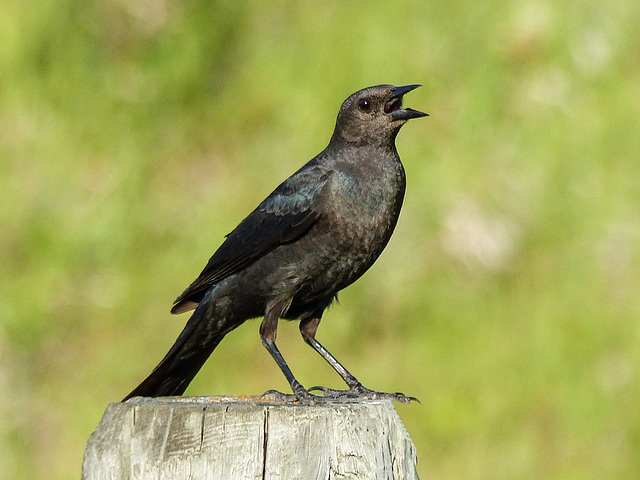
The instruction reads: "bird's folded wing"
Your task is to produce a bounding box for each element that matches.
[170,167,333,314]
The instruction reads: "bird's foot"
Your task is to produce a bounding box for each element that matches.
[262,382,418,405]
[309,383,419,405]
[261,389,297,402]
[261,380,319,405]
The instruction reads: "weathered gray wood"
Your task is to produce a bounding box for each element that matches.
[83,396,419,480]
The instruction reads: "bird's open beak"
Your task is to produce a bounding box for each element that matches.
[385,84,428,121]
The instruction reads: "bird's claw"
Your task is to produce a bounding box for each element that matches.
[348,384,420,405]
[261,381,318,405]
[261,389,297,402]
[308,384,419,405]
[261,382,419,405]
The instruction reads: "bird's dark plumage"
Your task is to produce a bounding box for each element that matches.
[124,84,427,403]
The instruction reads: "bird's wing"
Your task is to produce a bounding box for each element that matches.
[171,165,332,314]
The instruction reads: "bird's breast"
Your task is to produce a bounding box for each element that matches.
[259,151,406,308]
[308,159,405,286]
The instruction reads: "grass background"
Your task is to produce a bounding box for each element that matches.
[2,0,640,478]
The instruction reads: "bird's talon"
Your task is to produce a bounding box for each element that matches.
[345,385,420,404]
[260,389,297,402]
[307,385,326,394]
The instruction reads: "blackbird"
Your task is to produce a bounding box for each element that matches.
[124,84,427,404]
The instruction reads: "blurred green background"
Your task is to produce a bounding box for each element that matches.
[2,0,640,478]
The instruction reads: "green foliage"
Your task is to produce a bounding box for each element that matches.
[1,0,639,478]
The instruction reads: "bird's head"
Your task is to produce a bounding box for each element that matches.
[332,84,428,147]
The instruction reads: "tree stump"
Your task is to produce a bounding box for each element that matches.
[83,396,419,479]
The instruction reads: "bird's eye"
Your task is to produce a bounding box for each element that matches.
[358,99,371,112]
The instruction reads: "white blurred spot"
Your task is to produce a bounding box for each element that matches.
[115,0,168,34]
[593,353,632,394]
[441,199,519,272]
[572,29,613,74]
[525,67,570,109]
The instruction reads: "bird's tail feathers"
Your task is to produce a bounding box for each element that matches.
[123,306,228,401]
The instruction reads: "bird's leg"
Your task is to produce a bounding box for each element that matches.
[299,317,419,405]
[299,317,361,388]
[260,303,316,405]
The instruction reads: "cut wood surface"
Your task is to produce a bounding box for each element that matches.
[83,396,420,479]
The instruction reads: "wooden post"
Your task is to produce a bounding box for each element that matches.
[83,396,419,479]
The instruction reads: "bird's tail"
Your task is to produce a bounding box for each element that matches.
[123,305,231,401]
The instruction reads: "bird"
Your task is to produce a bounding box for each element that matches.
[124,84,427,404]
